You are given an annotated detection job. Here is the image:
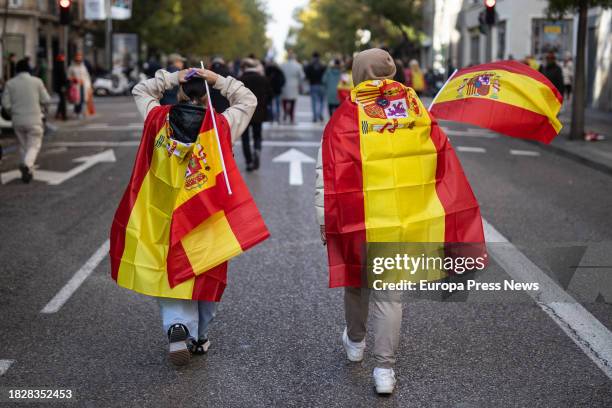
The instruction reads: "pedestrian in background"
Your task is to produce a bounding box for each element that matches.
[3,53,16,82]
[539,52,564,95]
[209,57,231,112]
[280,50,304,124]
[561,51,573,102]
[305,51,326,122]
[160,53,186,105]
[2,58,50,183]
[336,58,353,102]
[264,60,285,123]
[130,66,256,366]
[53,54,69,121]
[239,58,273,171]
[68,52,92,119]
[405,59,425,95]
[322,58,342,117]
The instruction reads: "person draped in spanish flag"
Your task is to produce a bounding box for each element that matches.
[315,49,485,394]
[111,67,269,366]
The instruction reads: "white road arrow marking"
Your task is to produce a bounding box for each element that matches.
[0,149,116,185]
[272,148,315,186]
[0,359,14,376]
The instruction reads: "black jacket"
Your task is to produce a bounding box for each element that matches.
[239,70,273,124]
[210,62,231,112]
[265,65,285,96]
[53,61,68,93]
[540,62,564,95]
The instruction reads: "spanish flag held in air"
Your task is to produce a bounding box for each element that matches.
[110,104,269,301]
[430,61,563,143]
[322,79,485,288]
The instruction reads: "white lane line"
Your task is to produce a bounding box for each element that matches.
[77,124,143,131]
[41,240,110,314]
[49,140,321,148]
[0,359,14,376]
[446,130,498,138]
[510,149,541,157]
[483,219,612,380]
[49,141,139,147]
[456,146,486,153]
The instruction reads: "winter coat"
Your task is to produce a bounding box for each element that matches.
[239,69,274,124]
[539,62,564,95]
[280,59,304,100]
[265,64,285,96]
[2,72,51,127]
[322,67,341,105]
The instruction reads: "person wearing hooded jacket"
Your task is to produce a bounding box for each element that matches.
[131,67,257,366]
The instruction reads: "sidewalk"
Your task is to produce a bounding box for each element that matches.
[538,107,612,175]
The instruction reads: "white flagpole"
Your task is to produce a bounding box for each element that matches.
[201,61,233,195]
[428,68,458,112]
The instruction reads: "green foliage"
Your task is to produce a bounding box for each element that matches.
[116,0,269,60]
[288,0,423,60]
[547,0,612,17]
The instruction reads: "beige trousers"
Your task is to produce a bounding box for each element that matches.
[14,124,44,169]
[344,287,403,368]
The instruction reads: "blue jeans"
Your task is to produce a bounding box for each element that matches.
[271,95,281,122]
[158,298,217,340]
[310,84,325,121]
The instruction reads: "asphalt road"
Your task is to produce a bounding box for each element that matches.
[0,95,611,407]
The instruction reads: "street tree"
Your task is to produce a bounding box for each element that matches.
[288,0,423,60]
[116,0,268,61]
[547,0,612,140]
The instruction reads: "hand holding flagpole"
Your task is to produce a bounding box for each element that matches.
[201,61,233,195]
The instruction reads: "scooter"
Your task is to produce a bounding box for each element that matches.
[93,66,145,96]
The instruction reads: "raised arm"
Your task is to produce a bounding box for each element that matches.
[132,69,180,119]
[215,76,257,143]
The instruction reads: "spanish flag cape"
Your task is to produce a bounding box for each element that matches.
[322,79,484,288]
[430,61,563,143]
[110,105,269,301]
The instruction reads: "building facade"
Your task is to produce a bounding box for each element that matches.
[0,0,103,89]
[422,0,611,111]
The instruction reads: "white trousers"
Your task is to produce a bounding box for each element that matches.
[158,298,217,340]
[14,124,44,169]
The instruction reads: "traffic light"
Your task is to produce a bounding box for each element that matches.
[59,0,71,25]
[485,0,496,25]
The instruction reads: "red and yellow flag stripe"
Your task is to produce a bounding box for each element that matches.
[430,61,563,143]
[110,105,269,300]
[322,80,484,288]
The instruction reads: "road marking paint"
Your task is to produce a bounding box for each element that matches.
[48,140,321,148]
[446,130,497,138]
[456,146,486,153]
[77,124,143,131]
[272,148,315,185]
[0,359,14,376]
[483,219,612,380]
[117,112,139,118]
[510,149,541,157]
[41,240,110,314]
[49,141,140,147]
[1,150,116,185]
[263,122,325,131]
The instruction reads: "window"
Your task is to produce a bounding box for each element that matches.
[532,18,573,59]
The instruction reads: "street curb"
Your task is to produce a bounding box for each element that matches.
[523,139,612,177]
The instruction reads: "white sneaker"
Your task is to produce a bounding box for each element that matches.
[373,367,396,394]
[342,327,365,362]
